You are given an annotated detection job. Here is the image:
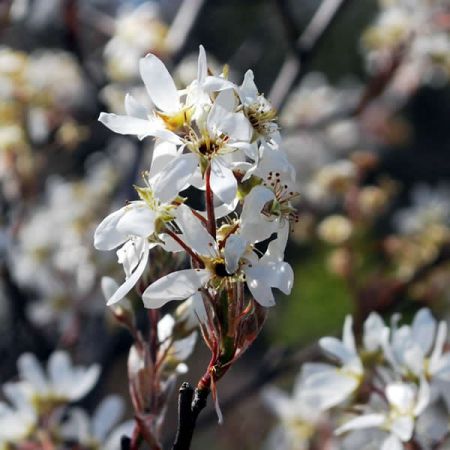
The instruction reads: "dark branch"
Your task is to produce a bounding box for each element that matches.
[172,382,210,450]
[270,0,352,109]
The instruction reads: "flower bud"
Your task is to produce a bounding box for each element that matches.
[318,215,353,245]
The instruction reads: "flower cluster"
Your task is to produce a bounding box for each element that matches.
[264,308,450,449]
[95,45,295,412]
[0,350,132,449]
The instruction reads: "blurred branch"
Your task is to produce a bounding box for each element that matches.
[283,44,407,135]
[270,0,352,109]
[165,0,207,60]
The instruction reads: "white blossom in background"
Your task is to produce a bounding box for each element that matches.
[0,350,136,449]
[104,2,168,83]
[337,379,430,449]
[363,0,450,88]
[16,351,100,404]
[263,308,450,449]
[60,395,134,450]
[262,374,332,450]
[10,150,128,333]
[393,183,450,235]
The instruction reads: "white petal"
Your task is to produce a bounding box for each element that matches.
[139,54,180,112]
[343,315,357,354]
[107,240,150,305]
[158,314,175,343]
[149,141,178,179]
[319,337,356,366]
[103,421,135,450]
[159,233,184,252]
[299,365,360,411]
[214,197,239,218]
[101,277,120,302]
[390,416,414,442]
[197,45,207,85]
[239,69,258,104]
[17,353,48,392]
[336,414,386,435]
[261,386,294,421]
[414,377,430,416]
[171,331,197,361]
[202,76,235,92]
[124,93,148,119]
[116,203,156,237]
[151,153,198,203]
[94,208,128,251]
[240,185,276,243]
[210,158,237,205]
[99,113,181,144]
[176,204,216,257]
[244,264,275,307]
[363,312,387,352]
[268,261,293,295]
[142,269,210,308]
[99,113,151,137]
[69,364,101,401]
[429,321,448,374]
[48,351,71,390]
[224,234,247,274]
[260,223,289,263]
[190,292,208,325]
[412,308,436,355]
[381,435,403,450]
[92,395,124,441]
[207,98,252,142]
[386,383,415,413]
[214,89,238,112]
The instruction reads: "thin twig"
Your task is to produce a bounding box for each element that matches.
[165,0,207,59]
[283,43,408,135]
[205,164,216,239]
[270,0,352,109]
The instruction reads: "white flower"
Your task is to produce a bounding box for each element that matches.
[142,204,293,308]
[337,379,430,449]
[262,372,324,450]
[99,46,233,145]
[60,396,134,450]
[17,351,100,404]
[297,316,364,411]
[236,70,280,142]
[393,183,450,235]
[0,382,36,443]
[94,144,197,305]
[382,308,450,381]
[363,312,390,353]
[239,175,298,244]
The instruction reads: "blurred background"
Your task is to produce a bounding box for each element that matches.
[1,0,450,448]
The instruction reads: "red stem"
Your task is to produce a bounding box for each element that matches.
[165,229,204,267]
[205,164,216,239]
